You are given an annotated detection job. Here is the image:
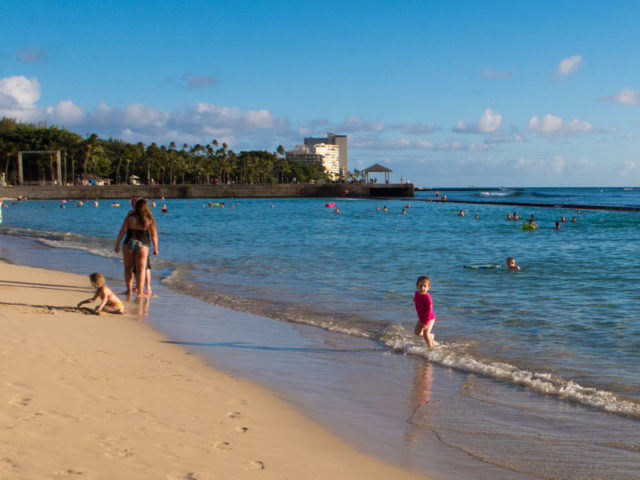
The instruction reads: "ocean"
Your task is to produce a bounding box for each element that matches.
[1,187,639,480]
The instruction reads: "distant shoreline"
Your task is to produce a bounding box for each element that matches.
[0,183,414,200]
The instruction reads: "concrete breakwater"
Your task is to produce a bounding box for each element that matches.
[1,183,414,200]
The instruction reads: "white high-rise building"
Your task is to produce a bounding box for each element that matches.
[304,132,348,176]
[286,143,341,178]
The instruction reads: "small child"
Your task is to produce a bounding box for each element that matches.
[77,273,125,314]
[413,276,436,348]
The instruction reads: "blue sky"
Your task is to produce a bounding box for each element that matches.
[2,0,640,187]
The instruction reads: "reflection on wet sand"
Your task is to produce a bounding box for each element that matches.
[404,360,433,446]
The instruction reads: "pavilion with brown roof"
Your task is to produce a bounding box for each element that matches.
[362,164,392,183]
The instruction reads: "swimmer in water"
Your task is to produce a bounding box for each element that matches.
[506,257,521,270]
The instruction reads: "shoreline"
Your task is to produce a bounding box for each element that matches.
[0,260,426,479]
[0,183,415,200]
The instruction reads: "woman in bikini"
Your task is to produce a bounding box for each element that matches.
[115,198,158,297]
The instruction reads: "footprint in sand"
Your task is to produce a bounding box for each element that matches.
[236,426,248,433]
[214,441,232,451]
[8,396,31,407]
[54,468,83,475]
[249,460,265,471]
[226,411,241,419]
[1,458,18,471]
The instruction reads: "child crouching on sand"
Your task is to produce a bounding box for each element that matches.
[77,273,125,314]
[413,276,436,348]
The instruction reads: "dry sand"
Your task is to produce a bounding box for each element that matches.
[0,261,428,480]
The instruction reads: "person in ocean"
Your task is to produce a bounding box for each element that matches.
[413,276,436,348]
[115,198,158,297]
[506,257,521,270]
[77,273,125,314]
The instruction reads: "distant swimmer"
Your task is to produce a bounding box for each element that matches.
[401,208,407,214]
[507,213,512,220]
[555,221,561,230]
[383,206,388,212]
[413,276,437,348]
[561,216,567,222]
[161,204,168,214]
[474,214,479,220]
[506,257,521,270]
[335,208,340,214]
[457,209,465,217]
[572,216,577,223]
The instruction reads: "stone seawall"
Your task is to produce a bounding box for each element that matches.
[1,183,414,200]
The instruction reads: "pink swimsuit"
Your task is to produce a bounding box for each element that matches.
[414,291,436,326]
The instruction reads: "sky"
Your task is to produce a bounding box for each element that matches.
[2,0,640,187]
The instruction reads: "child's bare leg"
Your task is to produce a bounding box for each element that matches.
[102,304,124,314]
[144,268,151,294]
[424,320,435,348]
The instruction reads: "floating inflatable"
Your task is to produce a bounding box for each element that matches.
[521,223,537,231]
[324,202,336,208]
[464,264,502,269]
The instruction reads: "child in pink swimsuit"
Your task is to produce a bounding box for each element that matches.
[77,273,125,314]
[413,276,436,347]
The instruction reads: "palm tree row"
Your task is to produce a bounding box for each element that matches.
[0,118,331,185]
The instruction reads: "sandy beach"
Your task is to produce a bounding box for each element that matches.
[0,261,426,480]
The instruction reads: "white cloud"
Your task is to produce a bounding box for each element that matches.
[557,55,583,75]
[528,113,592,135]
[0,75,40,108]
[565,118,593,133]
[477,108,503,133]
[415,139,435,149]
[453,107,502,133]
[53,100,86,125]
[515,155,566,176]
[123,103,169,128]
[601,89,640,106]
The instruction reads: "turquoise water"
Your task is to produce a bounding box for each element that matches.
[1,188,639,479]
